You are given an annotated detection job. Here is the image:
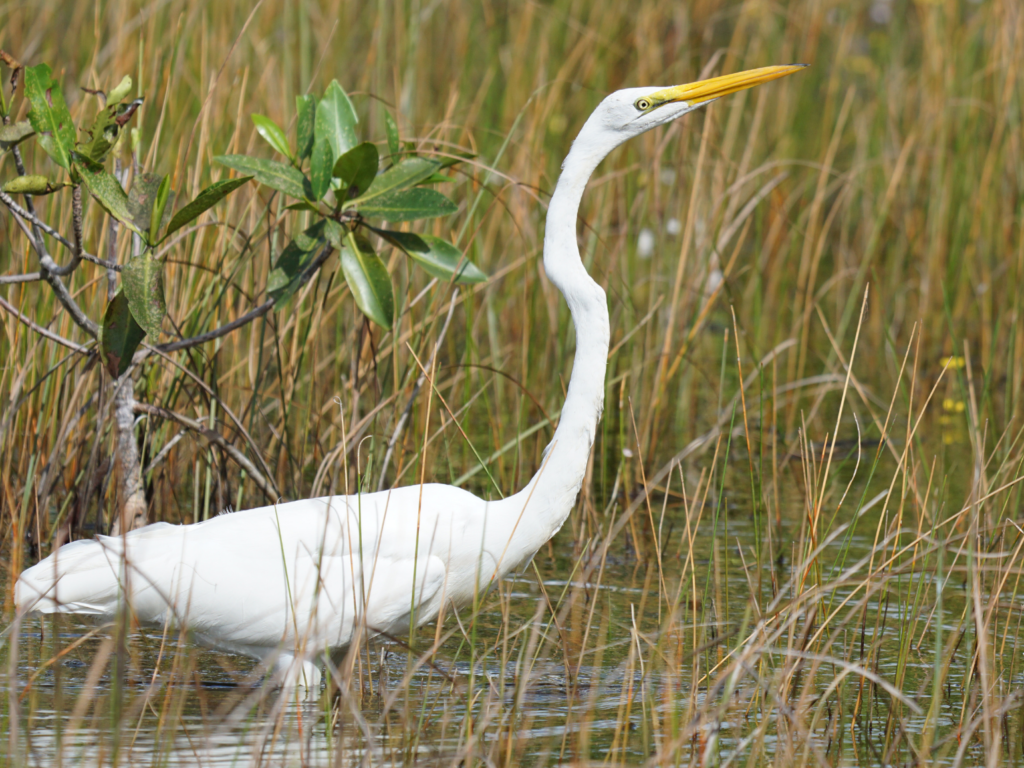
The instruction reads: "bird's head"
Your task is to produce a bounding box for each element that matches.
[570,64,806,164]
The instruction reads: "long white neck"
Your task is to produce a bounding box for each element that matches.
[498,137,612,561]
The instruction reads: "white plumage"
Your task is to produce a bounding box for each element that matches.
[16,64,804,694]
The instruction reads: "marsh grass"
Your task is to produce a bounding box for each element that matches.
[2,0,1024,765]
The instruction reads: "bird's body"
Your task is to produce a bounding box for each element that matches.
[18,475,582,687]
[19,484,562,681]
[16,64,804,692]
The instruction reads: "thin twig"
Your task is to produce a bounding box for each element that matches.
[142,342,276,482]
[406,342,504,497]
[3,192,99,336]
[132,401,280,501]
[39,269,99,337]
[377,289,459,491]
[0,295,92,354]
[155,299,274,355]
[143,425,195,476]
[0,188,118,271]
[149,244,334,356]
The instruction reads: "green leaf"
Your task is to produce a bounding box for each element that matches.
[78,106,119,164]
[353,157,440,203]
[2,175,63,195]
[309,137,334,201]
[102,289,147,377]
[323,219,345,250]
[77,98,140,165]
[333,142,378,197]
[73,153,143,235]
[214,154,311,199]
[162,176,251,241]
[384,110,400,159]
[381,231,486,283]
[314,80,358,162]
[295,94,317,161]
[356,188,457,222]
[24,64,76,169]
[127,173,165,233]
[340,232,393,329]
[76,98,142,165]
[285,201,318,212]
[267,220,327,303]
[252,114,293,160]
[0,121,34,153]
[149,175,172,244]
[122,252,166,339]
[107,75,133,105]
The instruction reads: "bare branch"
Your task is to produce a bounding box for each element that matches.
[111,375,147,535]
[3,190,100,337]
[1,188,75,268]
[0,272,41,284]
[0,294,93,353]
[0,188,120,272]
[152,244,335,355]
[142,342,276,483]
[132,401,280,502]
[143,423,197,475]
[40,269,100,337]
[154,298,275,355]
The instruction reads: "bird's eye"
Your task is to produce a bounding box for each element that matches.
[635,98,651,112]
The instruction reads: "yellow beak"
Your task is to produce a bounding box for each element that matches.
[647,64,807,108]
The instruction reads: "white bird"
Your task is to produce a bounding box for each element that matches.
[16,64,805,694]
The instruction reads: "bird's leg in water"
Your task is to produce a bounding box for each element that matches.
[273,654,323,700]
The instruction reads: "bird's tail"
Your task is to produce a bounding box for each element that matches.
[15,537,126,617]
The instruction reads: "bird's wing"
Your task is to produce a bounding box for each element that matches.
[362,553,449,635]
[289,543,448,646]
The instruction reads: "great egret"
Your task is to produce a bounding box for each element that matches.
[15,64,805,694]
